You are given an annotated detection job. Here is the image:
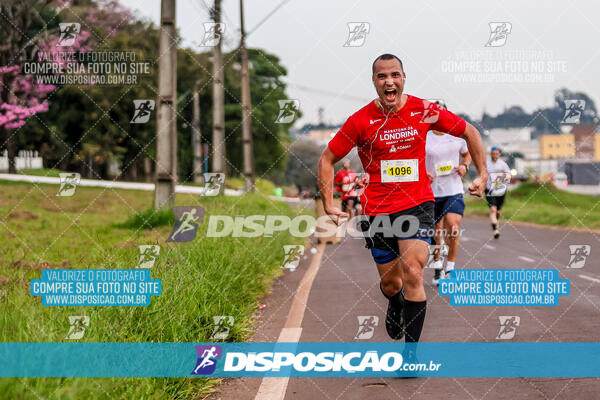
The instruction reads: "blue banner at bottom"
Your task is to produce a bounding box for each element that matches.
[2,342,600,378]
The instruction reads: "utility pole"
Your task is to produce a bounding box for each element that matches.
[211,0,226,192]
[192,81,203,183]
[240,0,255,192]
[154,0,178,209]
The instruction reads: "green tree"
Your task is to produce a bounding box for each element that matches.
[176,47,297,183]
[15,4,296,182]
[284,140,324,191]
[505,152,524,169]
[22,18,159,179]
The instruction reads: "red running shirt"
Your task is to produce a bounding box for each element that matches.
[334,169,358,199]
[328,95,466,215]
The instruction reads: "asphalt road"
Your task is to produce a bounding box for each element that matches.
[215,217,600,400]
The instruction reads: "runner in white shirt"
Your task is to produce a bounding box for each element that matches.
[485,146,511,239]
[425,101,471,284]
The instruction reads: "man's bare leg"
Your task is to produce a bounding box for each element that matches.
[377,257,403,298]
[443,212,462,277]
[431,218,445,284]
[489,205,500,238]
[376,257,404,340]
[398,239,428,342]
[347,199,355,220]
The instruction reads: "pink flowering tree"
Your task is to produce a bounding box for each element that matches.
[0,66,55,129]
[0,0,132,173]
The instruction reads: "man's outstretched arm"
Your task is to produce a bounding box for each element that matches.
[462,122,487,197]
[319,147,348,221]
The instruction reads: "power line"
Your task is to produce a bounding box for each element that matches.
[195,0,237,49]
[247,0,292,36]
[220,7,237,33]
[191,2,366,104]
[193,0,211,14]
[288,83,370,103]
[198,0,236,35]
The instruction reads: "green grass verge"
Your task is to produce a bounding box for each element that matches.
[0,182,309,399]
[17,168,64,177]
[465,182,600,229]
[226,176,277,196]
[114,207,175,230]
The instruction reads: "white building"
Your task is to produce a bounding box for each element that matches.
[514,158,561,178]
[295,127,340,146]
[483,127,539,159]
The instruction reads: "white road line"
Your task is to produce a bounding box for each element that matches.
[518,256,535,263]
[461,236,471,242]
[483,244,495,250]
[579,274,600,284]
[254,242,326,400]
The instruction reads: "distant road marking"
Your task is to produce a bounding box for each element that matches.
[483,244,495,250]
[518,256,535,263]
[580,275,600,284]
[254,242,326,400]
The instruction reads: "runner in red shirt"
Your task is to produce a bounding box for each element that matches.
[318,54,487,350]
[334,161,360,219]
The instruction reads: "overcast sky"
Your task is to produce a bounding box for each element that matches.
[120,0,600,127]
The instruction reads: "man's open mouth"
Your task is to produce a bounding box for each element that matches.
[384,88,397,102]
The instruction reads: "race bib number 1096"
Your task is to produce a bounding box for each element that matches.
[381,159,419,183]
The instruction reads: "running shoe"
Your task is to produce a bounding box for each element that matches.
[385,290,405,340]
[399,347,421,378]
[493,229,500,239]
[432,269,443,286]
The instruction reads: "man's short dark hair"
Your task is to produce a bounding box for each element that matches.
[372,54,404,74]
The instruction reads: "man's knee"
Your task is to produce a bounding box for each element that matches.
[443,215,460,234]
[380,275,402,297]
[447,223,461,238]
[434,221,444,238]
[400,260,424,289]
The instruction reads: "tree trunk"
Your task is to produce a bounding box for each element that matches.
[126,161,137,181]
[87,155,94,178]
[143,157,152,182]
[6,130,17,174]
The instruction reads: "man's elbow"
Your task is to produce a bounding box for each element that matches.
[320,147,340,167]
[463,123,482,141]
[318,152,328,171]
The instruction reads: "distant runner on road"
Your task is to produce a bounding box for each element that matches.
[318,54,487,351]
[485,146,511,239]
[425,100,471,285]
[334,160,361,220]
